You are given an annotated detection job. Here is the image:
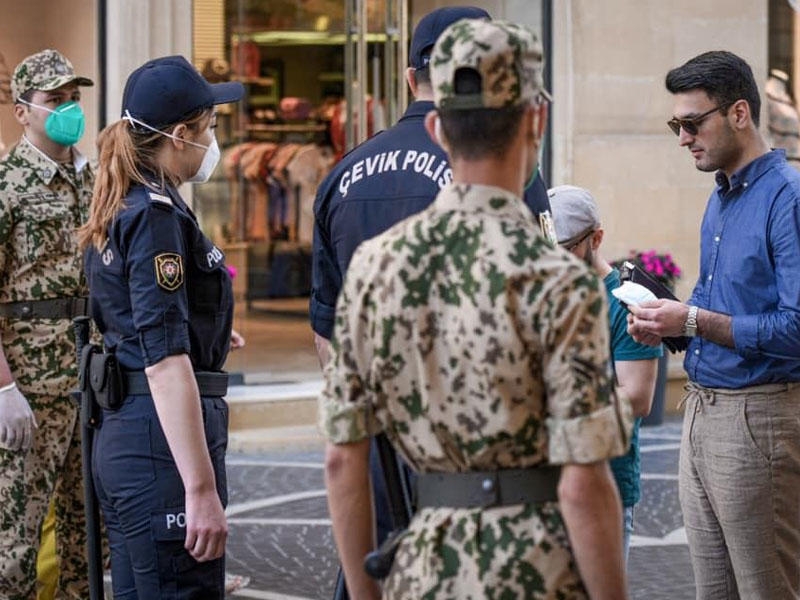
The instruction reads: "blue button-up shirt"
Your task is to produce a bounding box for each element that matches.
[685,150,800,388]
[310,100,553,339]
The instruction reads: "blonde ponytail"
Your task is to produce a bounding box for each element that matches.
[79,121,158,251]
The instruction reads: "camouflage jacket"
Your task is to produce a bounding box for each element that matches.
[319,182,631,598]
[0,137,93,396]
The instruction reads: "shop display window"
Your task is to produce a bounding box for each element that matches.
[192,0,406,377]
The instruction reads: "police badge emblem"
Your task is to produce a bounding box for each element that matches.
[155,253,184,291]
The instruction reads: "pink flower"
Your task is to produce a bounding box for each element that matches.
[227,265,237,279]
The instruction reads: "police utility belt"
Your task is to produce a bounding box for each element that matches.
[0,296,88,320]
[82,351,228,411]
[415,465,561,509]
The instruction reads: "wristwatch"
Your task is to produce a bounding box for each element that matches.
[684,305,699,337]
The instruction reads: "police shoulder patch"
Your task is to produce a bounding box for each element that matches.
[155,253,184,291]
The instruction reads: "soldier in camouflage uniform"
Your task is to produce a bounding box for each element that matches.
[320,19,632,600]
[0,49,94,600]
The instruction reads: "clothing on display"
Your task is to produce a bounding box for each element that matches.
[221,138,334,300]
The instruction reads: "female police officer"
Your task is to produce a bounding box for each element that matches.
[78,55,243,598]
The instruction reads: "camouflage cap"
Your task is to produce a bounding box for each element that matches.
[430,19,548,110]
[11,49,93,101]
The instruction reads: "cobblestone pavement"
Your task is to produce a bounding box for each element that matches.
[224,416,695,599]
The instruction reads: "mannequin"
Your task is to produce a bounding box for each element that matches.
[765,68,800,165]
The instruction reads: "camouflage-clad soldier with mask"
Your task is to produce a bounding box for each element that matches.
[321,19,632,600]
[0,49,93,600]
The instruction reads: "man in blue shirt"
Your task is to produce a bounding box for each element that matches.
[549,185,661,561]
[311,5,557,545]
[629,50,800,599]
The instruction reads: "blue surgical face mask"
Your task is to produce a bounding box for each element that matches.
[19,99,86,146]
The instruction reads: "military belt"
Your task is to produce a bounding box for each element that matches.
[416,466,561,509]
[125,371,229,397]
[0,296,89,320]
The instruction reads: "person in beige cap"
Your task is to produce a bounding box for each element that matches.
[0,48,94,599]
[549,184,662,562]
[321,18,630,600]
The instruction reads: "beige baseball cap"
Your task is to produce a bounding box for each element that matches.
[430,18,549,110]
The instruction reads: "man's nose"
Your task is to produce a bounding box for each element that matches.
[677,126,693,146]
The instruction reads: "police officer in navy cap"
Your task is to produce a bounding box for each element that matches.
[79,55,244,599]
[311,5,557,549]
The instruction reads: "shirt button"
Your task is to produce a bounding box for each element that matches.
[482,478,494,492]
[694,349,700,355]
[714,236,720,243]
[743,182,749,188]
[708,274,713,281]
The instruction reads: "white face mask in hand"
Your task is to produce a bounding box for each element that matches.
[0,382,38,451]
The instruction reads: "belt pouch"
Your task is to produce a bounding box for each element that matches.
[89,353,125,410]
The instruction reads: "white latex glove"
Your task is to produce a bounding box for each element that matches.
[0,383,37,451]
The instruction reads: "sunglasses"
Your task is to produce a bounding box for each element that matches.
[560,228,595,252]
[667,103,731,136]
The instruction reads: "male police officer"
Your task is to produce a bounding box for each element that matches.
[321,18,630,600]
[0,49,93,599]
[310,5,557,547]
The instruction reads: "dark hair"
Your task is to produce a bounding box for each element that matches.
[16,89,35,104]
[439,105,525,160]
[438,68,525,159]
[665,50,761,126]
[413,65,431,87]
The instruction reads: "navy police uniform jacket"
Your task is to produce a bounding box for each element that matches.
[310,100,554,339]
[85,182,233,372]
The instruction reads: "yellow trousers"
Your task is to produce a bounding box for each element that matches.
[36,500,58,600]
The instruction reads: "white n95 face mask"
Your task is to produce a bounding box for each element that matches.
[186,137,220,183]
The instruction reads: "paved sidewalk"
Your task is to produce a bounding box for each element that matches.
[224,415,694,599]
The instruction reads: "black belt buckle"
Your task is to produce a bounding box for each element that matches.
[469,472,500,508]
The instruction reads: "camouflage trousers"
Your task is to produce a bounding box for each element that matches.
[0,393,87,600]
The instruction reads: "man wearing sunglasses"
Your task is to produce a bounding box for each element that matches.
[628,50,800,599]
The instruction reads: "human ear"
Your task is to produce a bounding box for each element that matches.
[13,102,29,126]
[424,110,448,150]
[170,123,189,147]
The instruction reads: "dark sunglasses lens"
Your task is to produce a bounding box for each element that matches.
[667,119,680,136]
[667,118,697,136]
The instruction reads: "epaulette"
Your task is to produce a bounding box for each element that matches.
[148,191,173,206]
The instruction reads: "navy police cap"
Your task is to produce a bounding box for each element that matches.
[122,55,244,128]
[409,6,491,69]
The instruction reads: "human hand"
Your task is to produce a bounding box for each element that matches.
[627,299,689,345]
[0,383,37,451]
[230,329,245,351]
[184,488,228,562]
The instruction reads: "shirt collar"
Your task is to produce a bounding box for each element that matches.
[400,100,435,121]
[715,149,785,195]
[18,136,90,185]
[433,182,532,220]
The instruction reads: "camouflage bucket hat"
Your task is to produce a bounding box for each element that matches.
[11,49,94,101]
[430,19,549,110]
